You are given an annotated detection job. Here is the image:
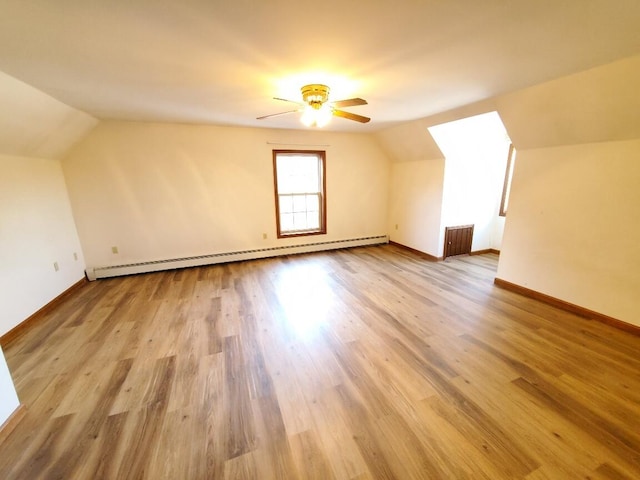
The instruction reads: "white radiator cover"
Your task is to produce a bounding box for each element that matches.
[86,235,388,280]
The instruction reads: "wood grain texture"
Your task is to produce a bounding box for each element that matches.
[0,278,87,348]
[0,405,26,446]
[494,277,640,335]
[1,245,639,479]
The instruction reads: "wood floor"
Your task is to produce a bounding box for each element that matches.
[1,245,640,479]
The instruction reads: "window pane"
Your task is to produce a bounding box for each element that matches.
[279,195,293,214]
[306,194,319,212]
[292,194,307,213]
[276,155,320,194]
[293,212,308,229]
[306,211,320,229]
[281,213,294,231]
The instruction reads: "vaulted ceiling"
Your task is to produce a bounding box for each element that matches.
[1,0,639,132]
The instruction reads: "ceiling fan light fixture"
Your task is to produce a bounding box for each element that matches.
[300,84,332,127]
[317,103,332,126]
[259,82,370,125]
[301,103,332,127]
[300,105,316,126]
[301,84,330,105]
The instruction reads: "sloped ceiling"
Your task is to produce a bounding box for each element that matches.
[0,71,98,159]
[377,53,640,160]
[497,54,640,149]
[0,0,639,133]
[375,119,443,163]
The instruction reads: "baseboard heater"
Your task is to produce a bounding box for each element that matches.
[86,235,388,281]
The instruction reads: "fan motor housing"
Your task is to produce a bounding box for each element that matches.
[301,84,330,109]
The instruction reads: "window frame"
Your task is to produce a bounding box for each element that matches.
[499,143,516,217]
[272,149,327,238]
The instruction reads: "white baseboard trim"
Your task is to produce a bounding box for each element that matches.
[87,235,388,280]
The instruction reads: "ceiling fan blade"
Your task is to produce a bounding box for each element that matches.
[331,98,368,108]
[333,109,371,123]
[273,97,304,105]
[256,109,300,120]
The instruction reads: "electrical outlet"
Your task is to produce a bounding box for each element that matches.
[53,261,59,272]
[395,224,398,230]
[73,252,78,261]
[112,246,119,254]
[263,233,267,240]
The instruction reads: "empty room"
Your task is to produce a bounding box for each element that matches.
[1,1,639,478]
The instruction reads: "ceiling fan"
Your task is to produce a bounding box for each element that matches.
[257,84,370,127]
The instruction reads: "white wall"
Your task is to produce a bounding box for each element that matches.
[497,140,640,327]
[376,119,446,257]
[62,121,390,269]
[491,216,506,251]
[0,70,96,430]
[495,55,640,326]
[388,159,445,256]
[0,346,20,427]
[0,69,96,337]
[437,144,509,255]
[430,112,510,256]
[0,154,87,336]
[378,110,510,259]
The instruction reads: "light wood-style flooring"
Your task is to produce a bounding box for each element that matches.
[1,245,640,479]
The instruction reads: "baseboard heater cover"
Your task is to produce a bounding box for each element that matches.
[86,235,388,280]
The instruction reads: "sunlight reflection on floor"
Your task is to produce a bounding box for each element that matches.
[273,261,333,339]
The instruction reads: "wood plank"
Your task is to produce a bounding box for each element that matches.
[0,404,26,446]
[289,429,335,480]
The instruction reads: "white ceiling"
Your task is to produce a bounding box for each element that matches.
[1,0,639,132]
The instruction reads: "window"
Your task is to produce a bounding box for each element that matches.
[499,143,516,216]
[273,150,326,237]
